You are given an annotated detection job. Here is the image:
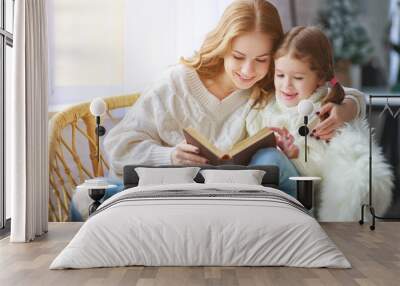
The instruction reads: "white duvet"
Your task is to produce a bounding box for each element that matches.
[50,183,350,269]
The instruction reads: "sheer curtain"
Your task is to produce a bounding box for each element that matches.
[9,0,49,242]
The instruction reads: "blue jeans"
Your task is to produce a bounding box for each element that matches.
[70,178,124,222]
[250,148,299,197]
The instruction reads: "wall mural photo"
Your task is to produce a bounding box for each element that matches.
[47,0,398,224]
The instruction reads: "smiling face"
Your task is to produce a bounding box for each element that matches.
[222,31,274,91]
[274,55,324,107]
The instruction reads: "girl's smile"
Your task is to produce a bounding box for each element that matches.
[280,90,298,102]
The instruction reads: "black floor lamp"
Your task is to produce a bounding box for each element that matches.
[77,98,116,215]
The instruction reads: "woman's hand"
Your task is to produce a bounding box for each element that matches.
[171,141,208,165]
[270,127,299,159]
[313,99,357,140]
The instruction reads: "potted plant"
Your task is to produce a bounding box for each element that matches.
[317,0,373,88]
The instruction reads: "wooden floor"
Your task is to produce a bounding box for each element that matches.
[0,222,399,286]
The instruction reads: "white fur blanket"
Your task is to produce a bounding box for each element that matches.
[319,119,393,221]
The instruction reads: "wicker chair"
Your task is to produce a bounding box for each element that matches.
[48,93,140,222]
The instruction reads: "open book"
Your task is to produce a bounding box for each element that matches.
[183,127,276,165]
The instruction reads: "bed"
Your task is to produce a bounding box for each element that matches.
[50,165,350,269]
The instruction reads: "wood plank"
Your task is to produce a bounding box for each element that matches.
[0,222,399,286]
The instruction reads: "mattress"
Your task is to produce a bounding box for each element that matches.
[50,183,350,269]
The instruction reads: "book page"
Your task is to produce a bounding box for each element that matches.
[228,127,274,156]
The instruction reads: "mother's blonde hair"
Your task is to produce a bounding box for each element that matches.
[181,0,283,104]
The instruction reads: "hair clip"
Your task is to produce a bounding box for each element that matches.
[329,77,338,87]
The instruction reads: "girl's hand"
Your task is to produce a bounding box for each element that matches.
[270,127,299,159]
[313,99,357,140]
[171,141,208,165]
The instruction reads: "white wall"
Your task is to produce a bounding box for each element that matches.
[123,0,232,94]
[48,0,234,109]
[48,0,125,108]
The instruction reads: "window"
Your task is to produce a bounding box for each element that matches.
[0,0,14,235]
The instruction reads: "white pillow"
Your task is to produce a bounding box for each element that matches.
[200,169,266,185]
[135,167,200,186]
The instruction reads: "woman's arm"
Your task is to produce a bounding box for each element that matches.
[103,90,207,177]
[342,87,367,118]
[313,88,366,140]
[103,95,175,177]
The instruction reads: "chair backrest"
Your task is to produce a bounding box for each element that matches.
[48,94,140,221]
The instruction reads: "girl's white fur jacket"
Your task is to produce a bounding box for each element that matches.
[246,87,393,221]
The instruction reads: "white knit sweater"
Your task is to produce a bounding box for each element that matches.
[104,64,253,177]
[246,86,330,177]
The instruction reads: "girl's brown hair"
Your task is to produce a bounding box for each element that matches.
[274,26,345,106]
[181,0,284,104]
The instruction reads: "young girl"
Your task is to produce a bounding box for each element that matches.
[246,26,393,221]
